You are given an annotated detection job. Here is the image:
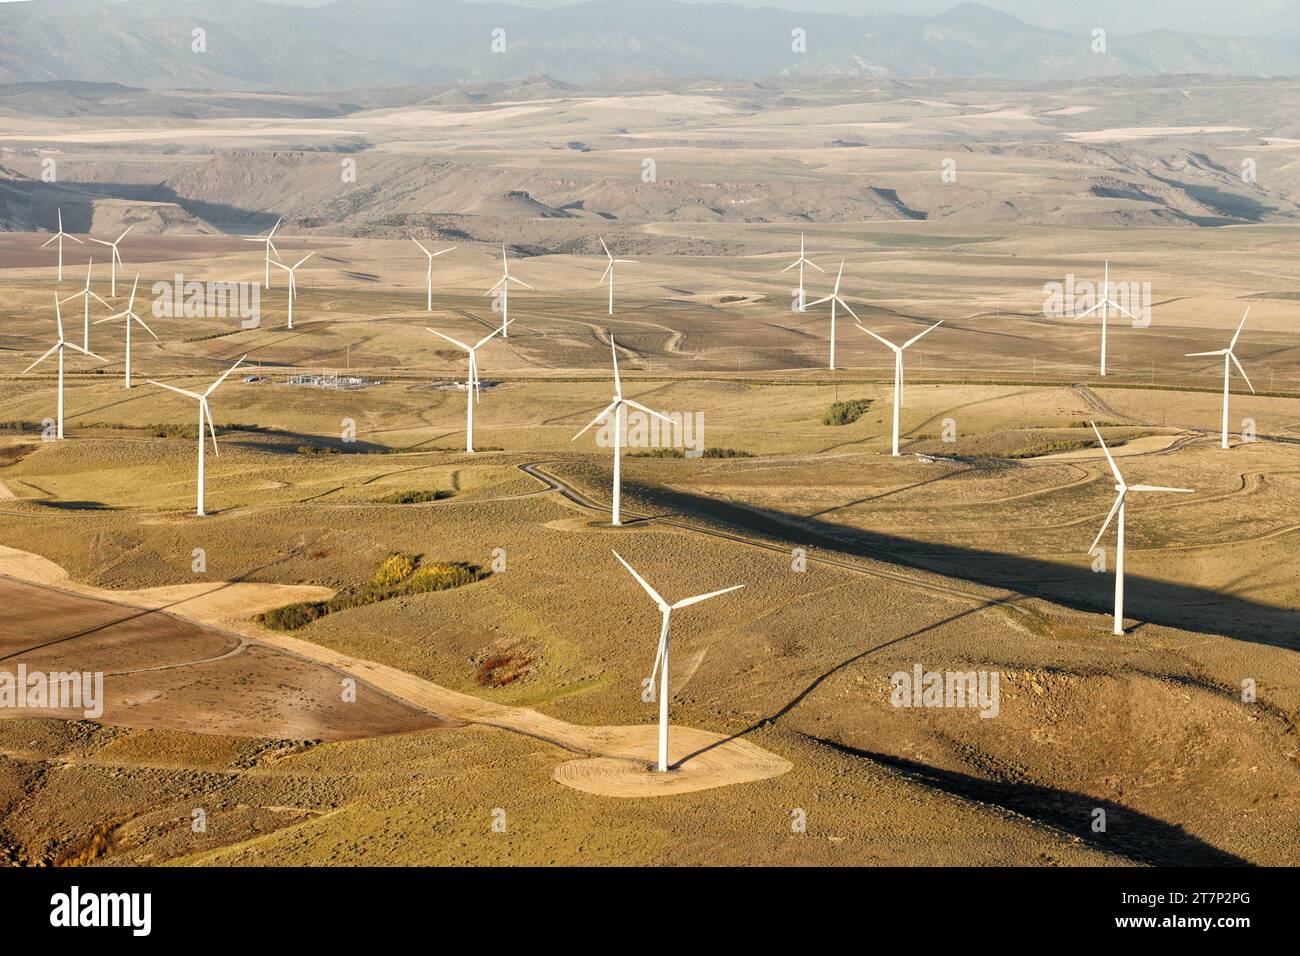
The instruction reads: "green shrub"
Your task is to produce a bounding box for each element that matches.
[256,554,486,631]
[823,399,873,426]
[376,489,450,504]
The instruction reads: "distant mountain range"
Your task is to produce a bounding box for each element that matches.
[1,0,1297,91]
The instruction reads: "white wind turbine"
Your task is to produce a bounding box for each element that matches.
[146,357,246,517]
[412,239,454,311]
[59,257,110,351]
[1071,261,1138,377]
[807,259,859,370]
[24,295,105,440]
[612,550,743,773]
[1087,421,1193,635]
[88,225,131,297]
[40,208,83,282]
[94,274,157,389]
[485,243,532,338]
[271,252,313,329]
[597,236,635,316]
[782,232,822,312]
[572,334,672,526]
[426,324,502,453]
[1185,307,1254,449]
[855,320,943,456]
[241,217,282,288]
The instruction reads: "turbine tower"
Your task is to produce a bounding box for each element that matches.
[486,243,532,339]
[612,550,743,773]
[59,257,110,351]
[571,334,672,526]
[1088,422,1194,635]
[781,233,822,312]
[1185,307,1254,449]
[147,357,246,517]
[854,320,943,456]
[94,274,157,388]
[426,324,502,453]
[271,252,313,329]
[806,259,859,370]
[241,217,282,288]
[598,236,636,316]
[88,225,131,297]
[24,295,105,440]
[412,239,454,311]
[40,208,83,282]
[1071,261,1138,377]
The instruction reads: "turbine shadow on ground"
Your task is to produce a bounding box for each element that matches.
[629,481,1300,650]
[809,739,1249,866]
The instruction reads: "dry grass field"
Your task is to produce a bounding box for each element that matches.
[1,76,1298,868]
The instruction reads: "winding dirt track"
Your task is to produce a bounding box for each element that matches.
[0,545,791,797]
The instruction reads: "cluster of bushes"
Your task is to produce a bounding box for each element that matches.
[629,447,754,459]
[257,552,485,631]
[376,489,450,504]
[822,399,873,426]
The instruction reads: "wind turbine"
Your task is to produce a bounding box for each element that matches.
[1071,261,1138,377]
[597,236,635,316]
[854,320,943,456]
[571,334,672,526]
[1087,422,1193,635]
[87,225,131,297]
[270,252,313,329]
[807,259,859,370]
[24,295,105,440]
[94,274,157,388]
[485,243,532,338]
[1185,307,1254,449]
[40,208,83,282]
[781,232,822,312]
[412,239,454,311]
[146,357,246,517]
[425,324,502,453]
[59,257,110,351]
[241,217,282,288]
[612,550,743,773]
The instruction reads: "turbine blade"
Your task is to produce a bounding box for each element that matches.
[781,260,800,274]
[147,380,203,400]
[205,355,246,396]
[623,398,673,426]
[116,225,133,243]
[132,312,159,340]
[806,295,834,307]
[509,276,535,290]
[571,400,619,441]
[65,233,83,245]
[599,236,612,260]
[1089,421,1124,484]
[125,273,140,312]
[1073,301,1102,319]
[412,238,430,256]
[902,320,942,350]
[1185,350,1227,357]
[833,258,844,294]
[65,343,106,363]
[294,252,313,269]
[23,343,60,373]
[39,235,56,248]
[1089,492,1124,554]
[839,298,860,322]
[1108,300,1139,320]
[473,326,501,350]
[671,583,745,610]
[54,294,64,340]
[1230,306,1251,349]
[854,322,898,351]
[426,327,471,351]
[1229,352,1255,394]
[806,258,824,273]
[432,246,455,258]
[610,334,621,396]
[1129,485,1195,493]
[203,400,219,457]
[267,217,282,239]
[612,550,668,610]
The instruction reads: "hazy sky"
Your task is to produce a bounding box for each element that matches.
[18,0,1239,38]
